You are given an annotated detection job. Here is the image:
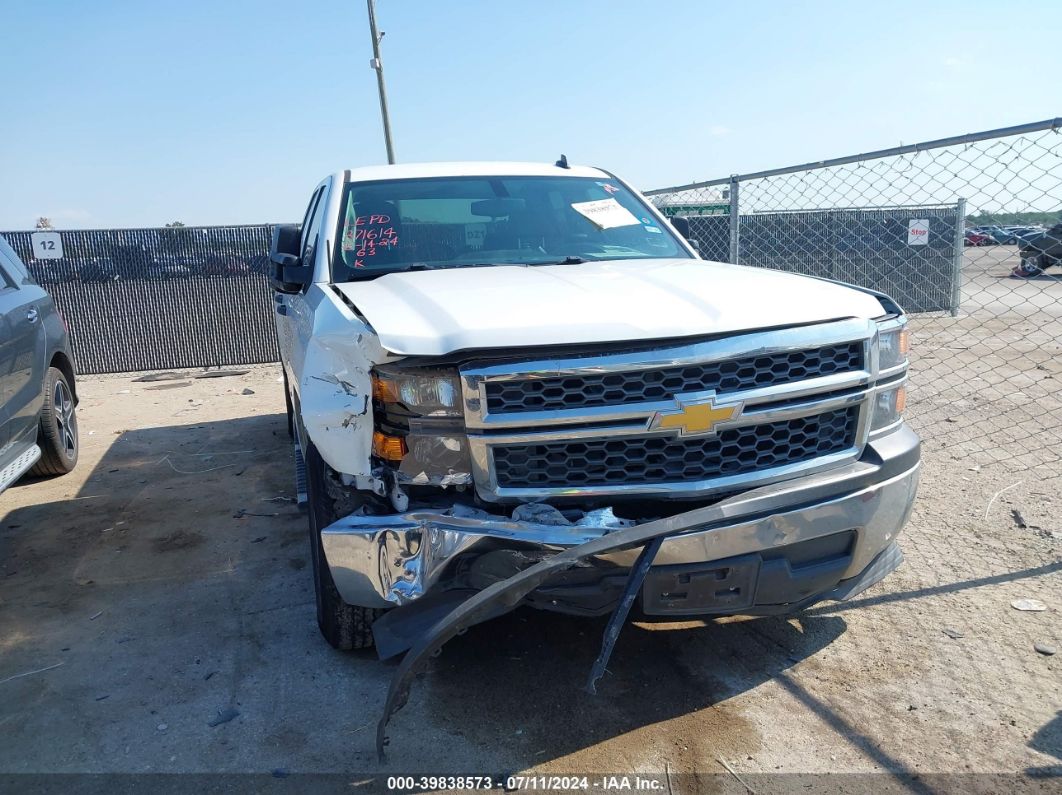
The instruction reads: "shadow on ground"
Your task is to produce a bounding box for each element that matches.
[414,606,845,766]
[4,408,1058,777]
[1,412,855,773]
[1027,711,1062,779]
[1,414,297,600]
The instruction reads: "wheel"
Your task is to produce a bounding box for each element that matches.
[304,443,385,650]
[30,367,79,477]
[282,369,294,439]
[1011,256,1044,278]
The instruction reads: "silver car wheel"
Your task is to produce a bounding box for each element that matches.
[54,379,77,458]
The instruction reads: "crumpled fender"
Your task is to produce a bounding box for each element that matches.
[297,288,396,477]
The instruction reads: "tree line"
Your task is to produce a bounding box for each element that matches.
[965,210,1060,227]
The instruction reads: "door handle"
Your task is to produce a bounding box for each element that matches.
[276,304,288,316]
[26,307,39,323]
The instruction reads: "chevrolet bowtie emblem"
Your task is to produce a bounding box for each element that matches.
[649,394,743,437]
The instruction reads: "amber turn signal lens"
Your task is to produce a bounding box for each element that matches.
[372,376,399,403]
[895,386,907,413]
[372,431,407,461]
[898,329,910,355]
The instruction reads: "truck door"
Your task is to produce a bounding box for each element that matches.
[277,184,327,396]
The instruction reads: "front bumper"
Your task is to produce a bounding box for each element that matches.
[322,424,920,612]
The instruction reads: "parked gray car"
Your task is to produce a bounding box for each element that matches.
[0,235,79,494]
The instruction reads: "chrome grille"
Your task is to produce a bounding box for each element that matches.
[484,342,863,414]
[492,407,858,488]
[462,319,882,502]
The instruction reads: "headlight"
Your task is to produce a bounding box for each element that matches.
[371,367,472,486]
[877,324,909,371]
[872,319,909,431]
[871,385,907,431]
[398,431,473,486]
[372,368,462,417]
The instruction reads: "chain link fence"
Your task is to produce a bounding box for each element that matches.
[647,118,1062,481]
[1,224,279,373]
[648,118,1062,774]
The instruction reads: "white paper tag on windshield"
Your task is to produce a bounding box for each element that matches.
[571,198,641,230]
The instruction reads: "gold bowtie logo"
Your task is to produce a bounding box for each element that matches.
[650,395,743,437]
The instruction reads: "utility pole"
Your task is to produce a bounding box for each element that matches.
[366,0,396,164]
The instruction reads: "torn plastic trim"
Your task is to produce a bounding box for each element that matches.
[373,457,899,759]
[321,505,633,608]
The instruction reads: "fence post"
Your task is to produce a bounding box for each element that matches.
[827,211,837,281]
[728,175,740,265]
[950,198,965,317]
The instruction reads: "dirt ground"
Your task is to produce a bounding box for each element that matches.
[1,250,1060,790]
[2,370,1059,787]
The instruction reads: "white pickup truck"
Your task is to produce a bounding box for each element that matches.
[271,161,920,658]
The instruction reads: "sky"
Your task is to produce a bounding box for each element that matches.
[1,0,1059,230]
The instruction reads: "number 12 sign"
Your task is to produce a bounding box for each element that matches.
[31,231,64,260]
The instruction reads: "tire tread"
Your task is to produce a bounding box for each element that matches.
[29,367,78,478]
[305,444,385,650]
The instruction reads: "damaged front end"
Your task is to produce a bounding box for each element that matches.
[366,447,919,759]
[323,424,918,637]
[302,317,920,757]
[323,502,632,609]
[320,318,919,625]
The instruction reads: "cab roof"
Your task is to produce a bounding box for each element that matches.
[342,161,610,183]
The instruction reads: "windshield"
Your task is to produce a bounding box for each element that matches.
[332,175,691,280]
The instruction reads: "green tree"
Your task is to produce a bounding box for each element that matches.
[966,210,1061,227]
[159,220,193,254]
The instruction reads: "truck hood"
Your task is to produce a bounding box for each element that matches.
[333,258,887,356]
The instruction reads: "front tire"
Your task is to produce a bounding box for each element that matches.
[304,443,384,650]
[31,367,79,477]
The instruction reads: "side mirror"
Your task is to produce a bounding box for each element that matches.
[269,224,311,293]
[669,216,701,253]
[270,253,313,293]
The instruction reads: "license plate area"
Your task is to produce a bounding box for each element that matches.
[642,554,761,616]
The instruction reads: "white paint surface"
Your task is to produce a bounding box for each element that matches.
[334,258,886,356]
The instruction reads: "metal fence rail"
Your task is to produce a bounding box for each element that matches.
[1,225,280,374]
[648,117,1062,479]
[672,204,963,313]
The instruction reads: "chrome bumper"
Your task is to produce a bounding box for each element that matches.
[322,424,920,609]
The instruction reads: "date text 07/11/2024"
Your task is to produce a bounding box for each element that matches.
[386,774,667,791]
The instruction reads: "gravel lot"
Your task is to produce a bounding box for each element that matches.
[1,251,1060,789]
